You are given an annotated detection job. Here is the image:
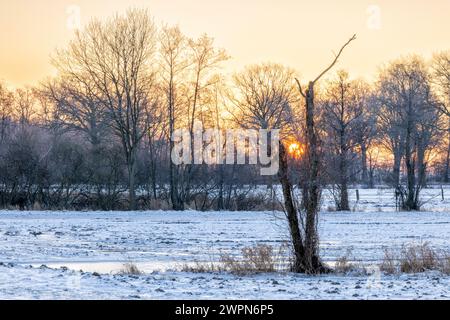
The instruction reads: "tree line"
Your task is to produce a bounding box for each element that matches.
[0,9,449,212]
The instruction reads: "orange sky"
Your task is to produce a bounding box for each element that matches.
[1,0,450,88]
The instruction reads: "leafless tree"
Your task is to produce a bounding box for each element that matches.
[432,51,450,182]
[378,56,440,210]
[322,70,365,210]
[43,76,108,146]
[229,63,299,130]
[14,87,36,128]
[432,51,450,117]
[351,80,378,187]
[187,34,229,134]
[53,9,159,210]
[159,25,190,210]
[173,34,229,210]
[0,83,13,142]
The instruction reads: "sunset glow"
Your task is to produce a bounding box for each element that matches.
[0,0,450,302]
[288,142,304,159]
[1,0,450,87]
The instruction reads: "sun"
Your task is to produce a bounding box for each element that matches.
[288,142,303,158]
[288,143,299,153]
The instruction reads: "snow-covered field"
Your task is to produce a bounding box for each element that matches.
[0,188,449,300]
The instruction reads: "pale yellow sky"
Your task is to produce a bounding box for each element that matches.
[1,0,449,88]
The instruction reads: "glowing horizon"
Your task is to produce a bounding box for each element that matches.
[1,0,450,88]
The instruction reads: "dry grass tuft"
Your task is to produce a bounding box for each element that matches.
[220,244,276,275]
[180,261,222,273]
[399,243,438,273]
[440,256,450,275]
[380,243,450,274]
[181,244,287,275]
[182,243,450,276]
[380,248,397,274]
[334,253,354,274]
[119,262,143,275]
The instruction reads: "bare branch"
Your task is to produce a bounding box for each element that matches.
[313,34,357,84]
[295,78,306,98]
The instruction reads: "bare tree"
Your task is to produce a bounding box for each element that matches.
[377,84,404,187]
[14,88,36,128]
[229,63,298,130]
[0,83,13,142]
[159,25,190,210]
[432,51,450,181]
[187,34,229,135]
[322,70,365,211]
[201,77,234,210]
[378,56,439,210]
[53,9,159,210]
[43,76,108,146]
[351,80,378,187]
[432,51,450,117]
[177,34,229,209]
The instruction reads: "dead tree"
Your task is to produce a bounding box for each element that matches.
[279,34,356,274]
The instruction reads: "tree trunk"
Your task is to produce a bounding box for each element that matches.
[404,150,418,210]
[169,155,183,210]
[168,71,184,211]
[393,149,402,188]
[217,166,224,210]
[361,143,368,186]
[339,183,350,211]
[278,143,305,273]
[338,128,350,211]
[128,149,137,211]
[417,140,427,188]
[278,91,328,274]
[368,153,375,188]
[403,107,419,211]
[302,83,325,273]
[445,132,450,183]
[289,34,355,273]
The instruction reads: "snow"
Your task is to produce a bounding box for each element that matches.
[1,264,449,299]
[255,186,450,212]
[0,188,449,299]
